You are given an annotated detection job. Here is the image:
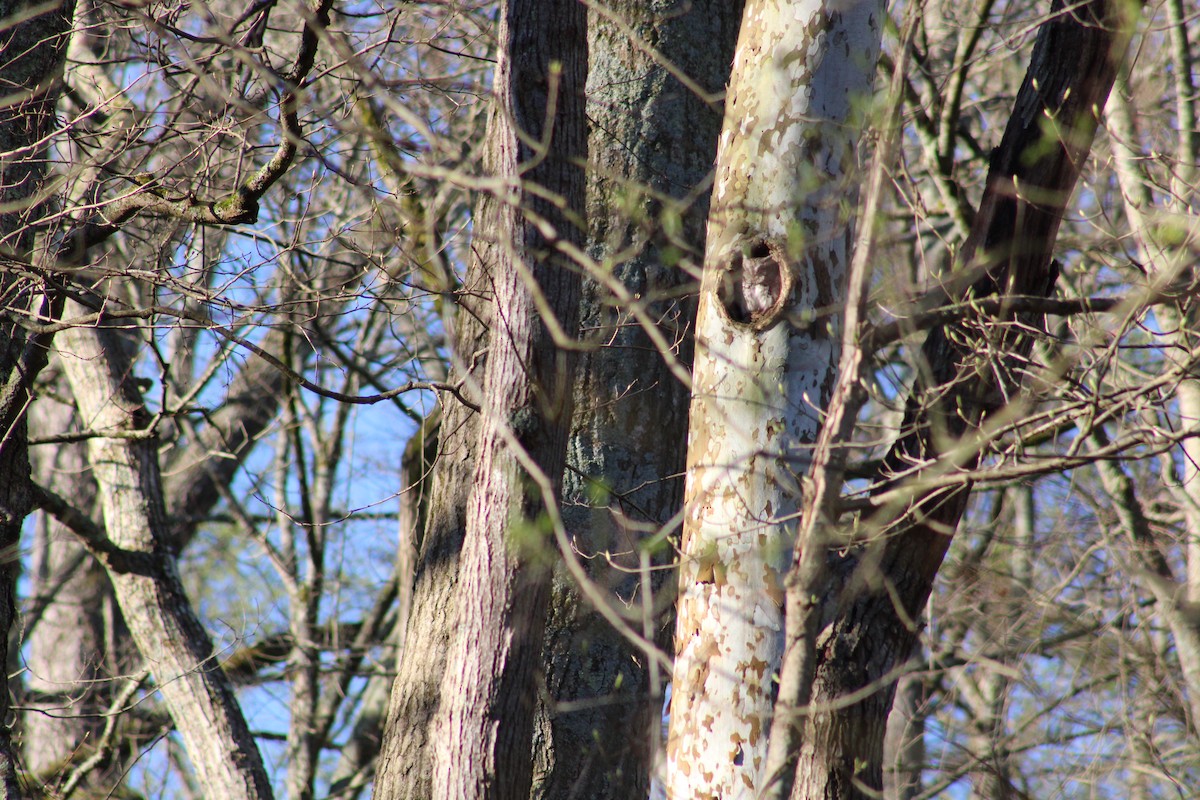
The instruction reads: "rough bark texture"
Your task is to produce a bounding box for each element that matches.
[58,316,274,800]
[0,2,75,795]
[532,3,741,797]
[372,127,496,800]
[788,2,1134,797]
[425,1,587,797]
[665,0,884,795]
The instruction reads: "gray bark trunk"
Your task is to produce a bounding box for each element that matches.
[372,137,496,800]
[58,315,274,800]
[882,664,925,800]
[532,2,742,797]
[426,0,587,796]
[24,379,137,795]
[1106,26,1200,735]
[666,0,884,794]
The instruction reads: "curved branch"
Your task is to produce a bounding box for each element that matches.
[54,0,334,266]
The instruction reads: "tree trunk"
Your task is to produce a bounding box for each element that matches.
[665,0,885,795]
[964,485,1033,800]
[21,3,345,787]
[532,2,741,797]
[785,2,1134,797]
[372,120,497,800]
[58,316,274,800]
[425,1,587,797]
[325,410,439,800]
[0,2,76,795]
[882,662,925,800]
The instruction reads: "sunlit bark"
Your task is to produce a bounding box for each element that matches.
[59,318,274,800]
[418,1,587,798]
[665,0,884,795]
[372,120,497,800]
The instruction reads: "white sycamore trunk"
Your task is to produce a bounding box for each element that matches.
[665,0,884,795]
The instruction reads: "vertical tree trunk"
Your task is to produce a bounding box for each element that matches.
[26,327,289,790]
[372,131,497,800]
[0,2,76,795]
[964,485,1034,800]
[425,1,587,797]
[532,2,741,797]
[665,0,884,795]
[25,382,131,794]
[1106,13,1200,734]
[882,664,925,800]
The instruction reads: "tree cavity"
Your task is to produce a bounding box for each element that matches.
[717,238,793,330]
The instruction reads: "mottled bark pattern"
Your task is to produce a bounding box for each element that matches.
[666,0,884,796]
[790,2,1134,797]
[422,1,587,799]
[533,3,741,798]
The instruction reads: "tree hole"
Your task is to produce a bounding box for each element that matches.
[717,239,790,328]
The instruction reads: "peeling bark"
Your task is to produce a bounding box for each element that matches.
[665,0,885,795]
